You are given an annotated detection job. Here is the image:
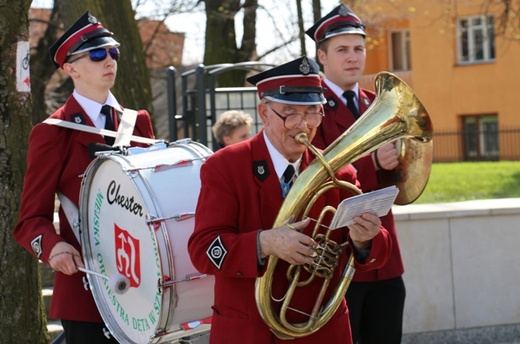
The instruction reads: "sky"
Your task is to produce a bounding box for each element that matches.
[30,0,341,65]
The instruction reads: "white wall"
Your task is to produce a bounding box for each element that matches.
[393,199,520,334]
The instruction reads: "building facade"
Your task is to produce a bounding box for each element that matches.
[353,0,520,162]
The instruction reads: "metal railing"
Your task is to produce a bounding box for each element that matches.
[433,127,520,162]
[166,62,276,150]
[165,65,520,162]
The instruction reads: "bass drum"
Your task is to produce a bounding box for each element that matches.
[80,140,213,343]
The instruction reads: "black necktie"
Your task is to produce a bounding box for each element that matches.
[281,164,296,198]
[101,105,115,145]
[343,90,360,119]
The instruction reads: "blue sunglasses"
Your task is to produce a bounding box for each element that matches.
[68,47,120,63]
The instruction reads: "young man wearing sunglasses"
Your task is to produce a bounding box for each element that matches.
[13,10,154,344]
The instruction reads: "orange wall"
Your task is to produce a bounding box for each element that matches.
[352,0,520,160]
[364,18,409,75]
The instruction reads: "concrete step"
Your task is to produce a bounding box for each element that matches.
[401,323,520,344]
[43,287,64,343]
[48,320,64,343]
[39,260,55,289]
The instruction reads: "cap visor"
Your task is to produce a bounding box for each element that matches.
[265,93,326,105]
[71,36,120,55]
[322,27,366,42]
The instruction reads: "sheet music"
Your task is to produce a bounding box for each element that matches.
[330,185,399,229]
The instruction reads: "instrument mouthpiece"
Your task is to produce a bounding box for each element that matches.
[295,132,309,145]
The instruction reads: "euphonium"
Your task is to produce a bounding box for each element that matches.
[255,72,433,339]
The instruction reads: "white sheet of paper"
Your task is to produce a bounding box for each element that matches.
[329,185,399,229]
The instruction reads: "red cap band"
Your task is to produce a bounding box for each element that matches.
[256,75,322,98]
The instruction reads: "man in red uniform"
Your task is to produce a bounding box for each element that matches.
[306,4,406,344]
[13,11,154,343]
[188,56,392,344]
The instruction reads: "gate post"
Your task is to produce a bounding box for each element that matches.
[166,66,177,141]
[196,65,208,145]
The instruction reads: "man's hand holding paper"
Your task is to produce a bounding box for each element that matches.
[330,186,400,230]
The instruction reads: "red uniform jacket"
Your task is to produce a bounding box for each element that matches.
[312,82,405,282]
[13,95,154,322]
[188,131,392,344]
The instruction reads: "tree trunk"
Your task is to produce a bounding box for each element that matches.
[30,6,61,124]
[312,0,322,66]
[238,0,258,63]
[203,0,258,87]
[0,0,49,342]
[296,0,307,57]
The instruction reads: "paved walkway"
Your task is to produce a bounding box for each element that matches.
[401,323,520,344]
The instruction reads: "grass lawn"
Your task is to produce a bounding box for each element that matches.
[412,161,520,204]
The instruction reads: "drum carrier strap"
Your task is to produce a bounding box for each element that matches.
[44,108,159,146]
[57,192,81,243]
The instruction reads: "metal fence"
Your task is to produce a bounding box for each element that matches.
[166,62,275,151]
[433,127,520,162]
[165,65,520,162]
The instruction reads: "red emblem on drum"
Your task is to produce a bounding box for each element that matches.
[115,224,141,287]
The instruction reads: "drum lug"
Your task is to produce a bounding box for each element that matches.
[158,273,208,292]
[147,212,195,226]
[102,327,112,339]
[122,169,140,179]
[82,276,90,291]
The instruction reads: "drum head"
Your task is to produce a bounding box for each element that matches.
[81,155,164,343]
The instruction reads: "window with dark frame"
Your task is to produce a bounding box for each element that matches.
[462,115,499,161]
[389,30,411,71]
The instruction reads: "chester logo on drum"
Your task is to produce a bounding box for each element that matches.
[106,180,144,217]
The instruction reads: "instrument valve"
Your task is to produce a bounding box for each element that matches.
[305,234,341,280]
